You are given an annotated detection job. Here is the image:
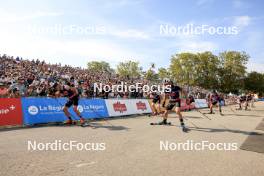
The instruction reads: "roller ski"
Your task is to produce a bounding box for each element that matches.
[148,112,159,117]
[148,111,164,117]
[81,122,90,127]
[181,125,189,132]
[80,118,90,127]
[63,119,77,125]
[150,120,171,125]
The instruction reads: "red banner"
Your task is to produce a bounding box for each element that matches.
[0,98,23,126]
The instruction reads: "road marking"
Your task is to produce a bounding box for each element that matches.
[75,162,97,168]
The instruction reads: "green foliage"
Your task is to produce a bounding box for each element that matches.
[87,61,113,73]
[86,50,264,95]
[170,52,198,85]
[145,69,158,82]
[244,72,264,95]
[144,63,158,82]
[116,61,141,79]
[218,51,249,93]
[158,67,170,80]
[195,52,219,90]
[169,51,249,93]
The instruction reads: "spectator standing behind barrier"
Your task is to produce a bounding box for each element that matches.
[0,82,9,98]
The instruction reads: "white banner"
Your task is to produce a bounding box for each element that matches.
[129,99,152,114]
[105,99,152,117]
[194,99,208,109]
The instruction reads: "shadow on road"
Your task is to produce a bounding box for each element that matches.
[85,122,130,131]
[222,113,263,118]
[0,121,130,132]
[188,126,263,136]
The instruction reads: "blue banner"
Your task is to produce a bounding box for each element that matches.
[21,98,109,125]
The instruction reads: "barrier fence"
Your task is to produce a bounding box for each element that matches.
[0,98,23,126]
[194,99,208,108]
[105,99,152,117]
[0,98,210,127]
[22,98,109,125]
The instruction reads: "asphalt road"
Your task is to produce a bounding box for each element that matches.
[0,102,264,176]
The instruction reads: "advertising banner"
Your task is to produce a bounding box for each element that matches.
[105,99,152,116]
[105,99,134,116]
[0,98,23,126]
[130,99,152,114]
[194,99,208,109]
[21,98,109,125]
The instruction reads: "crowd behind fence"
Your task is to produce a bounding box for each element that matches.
[0,54,221,99]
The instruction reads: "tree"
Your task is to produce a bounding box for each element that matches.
[158,67,170,80]
[145,69,158,82]
[116,61,141,79]
[150,62,155,69]
[87,61,113,73]
[195,52,220,90]
[218,51,249,93]
[170,52,198,86]
[244,72,264,96]
[144,63,159,82]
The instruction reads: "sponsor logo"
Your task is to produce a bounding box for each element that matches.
[28,106,39,115]
[113,101,127,113]
[136,101,147,111]
[77,105,84,113]
[0,105,16,115]
[10,105,16,110]
[0,108,9,115]
[0,99,23,126]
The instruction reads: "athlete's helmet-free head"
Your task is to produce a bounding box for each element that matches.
[64,81,73,90]
[64,85,70,90]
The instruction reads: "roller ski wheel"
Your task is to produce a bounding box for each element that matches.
[150,122,172,125]
[182,126,189,132]
[63,120,76,125]
[148,113,157,117]
[81,122,90,127]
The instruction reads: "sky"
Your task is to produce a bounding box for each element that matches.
[0,0,263,72]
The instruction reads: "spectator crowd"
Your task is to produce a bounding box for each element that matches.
[0,54,212,99]
[0,55,152,98]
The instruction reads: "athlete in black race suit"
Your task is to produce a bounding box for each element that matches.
[161,81,188,132]
[150,92,162,115]
[208,90,222,114]
[237,93,253,110]
[62,82,85,125]
[245,93,253,110]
